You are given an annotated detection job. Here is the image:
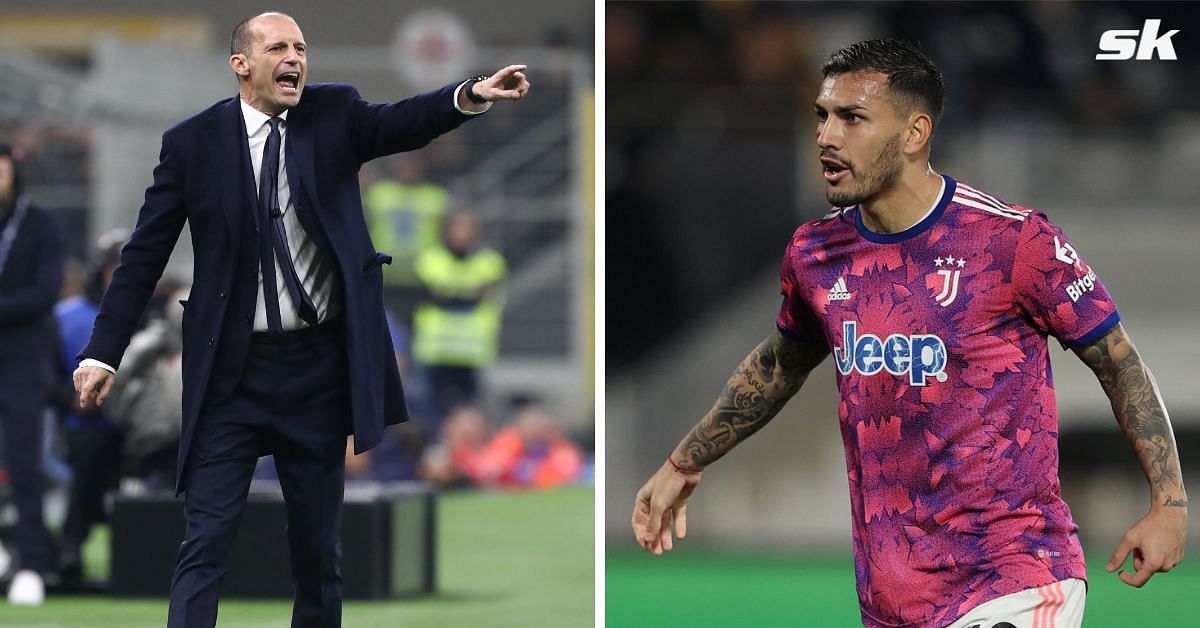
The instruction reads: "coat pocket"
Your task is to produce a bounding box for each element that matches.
[363,252,393,271]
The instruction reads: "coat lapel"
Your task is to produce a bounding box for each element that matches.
[283,104,321,221]
[207,98,257,248]
[283,104,339,258]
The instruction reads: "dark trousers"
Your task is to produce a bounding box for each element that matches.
[62,428,122,547]
[0,357,50,573]
[167,323,350,628]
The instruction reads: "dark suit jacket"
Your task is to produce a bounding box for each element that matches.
[0,198,64,362]
[81,82,476,492]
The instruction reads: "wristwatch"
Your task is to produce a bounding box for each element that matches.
[464,75,490,104]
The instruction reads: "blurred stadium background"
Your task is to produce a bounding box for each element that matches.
[0,1,593,626]
[606,2,1200,626]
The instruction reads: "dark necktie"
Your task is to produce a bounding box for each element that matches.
[258,117,319,334]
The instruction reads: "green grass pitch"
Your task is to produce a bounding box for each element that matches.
[0,486,594,628]
[607,548,1200,626]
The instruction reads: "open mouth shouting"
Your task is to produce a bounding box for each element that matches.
[275,70,301,95]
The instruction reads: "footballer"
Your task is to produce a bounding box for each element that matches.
[632,39,1187,628]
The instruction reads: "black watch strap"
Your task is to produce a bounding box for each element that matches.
[464,75,490,104]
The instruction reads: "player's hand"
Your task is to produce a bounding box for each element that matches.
[632,458,701,556]
[73,366,116,410]
[1106,502,1187,587]
[475,65,530,102]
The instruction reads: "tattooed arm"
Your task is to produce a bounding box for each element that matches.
[632,330,829,555]
[1073,322,1187,587]
[675,330,829,468]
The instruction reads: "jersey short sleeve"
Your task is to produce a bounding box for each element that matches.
[775,236,825,344]
[1012,211,1119,347]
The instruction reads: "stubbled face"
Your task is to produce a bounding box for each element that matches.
[234,14,307,115]
[814,71,906,208]
[0,157,12,206]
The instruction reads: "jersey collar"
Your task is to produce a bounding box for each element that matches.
[854,174,956,244]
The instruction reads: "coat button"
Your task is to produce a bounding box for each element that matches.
[219,290,227,299]
[208,337,215,346]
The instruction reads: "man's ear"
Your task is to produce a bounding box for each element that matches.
[229,54,250,79]
[903,112,933,155]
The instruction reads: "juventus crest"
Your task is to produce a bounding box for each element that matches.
[931,255,965,307]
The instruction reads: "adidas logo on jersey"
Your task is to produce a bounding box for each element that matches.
[827,277,852,301]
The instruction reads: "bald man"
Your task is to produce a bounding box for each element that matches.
[73,12,529,627]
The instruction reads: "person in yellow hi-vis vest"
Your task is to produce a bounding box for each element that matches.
[412,211,506,419]
[364,155,450,323]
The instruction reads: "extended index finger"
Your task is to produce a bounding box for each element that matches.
[492,64,528,79]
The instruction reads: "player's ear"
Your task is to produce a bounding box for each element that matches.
[903,112,933,155]
[230,53,250,78]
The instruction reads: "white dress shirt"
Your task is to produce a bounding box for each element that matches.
[240,100,338,332]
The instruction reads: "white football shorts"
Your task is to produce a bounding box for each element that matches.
[945,578,1086,628]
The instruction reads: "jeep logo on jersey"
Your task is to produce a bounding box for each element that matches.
[833,321,948,386]
[1096,19,1180,61]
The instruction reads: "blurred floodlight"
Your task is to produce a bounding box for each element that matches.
[390,8,476,92]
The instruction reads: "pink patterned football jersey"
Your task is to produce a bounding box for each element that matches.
[777,175,1118,627]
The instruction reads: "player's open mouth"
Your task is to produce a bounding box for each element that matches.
[276,72,300,93]
[821,158,850,183]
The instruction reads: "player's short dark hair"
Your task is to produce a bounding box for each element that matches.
[230,11,295,56]
[822,39,945,126]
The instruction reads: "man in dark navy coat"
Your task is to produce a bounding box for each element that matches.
[0,144,63,606]
[73,12,529,627]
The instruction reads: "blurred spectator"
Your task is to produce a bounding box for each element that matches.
[104,286,184,490]
[52,231,124,585]
[422,405,583,489]
[412,211,507,421]
[364,155,451,325]
[499,405,584,488]
[420,407,492,487]
[0,143,63,605]
[342,308,434,482]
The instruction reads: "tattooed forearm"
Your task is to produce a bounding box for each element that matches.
[1074,323,1187,500]
[674,331,829,468]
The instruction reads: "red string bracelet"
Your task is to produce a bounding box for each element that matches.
[668,457,703,474]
